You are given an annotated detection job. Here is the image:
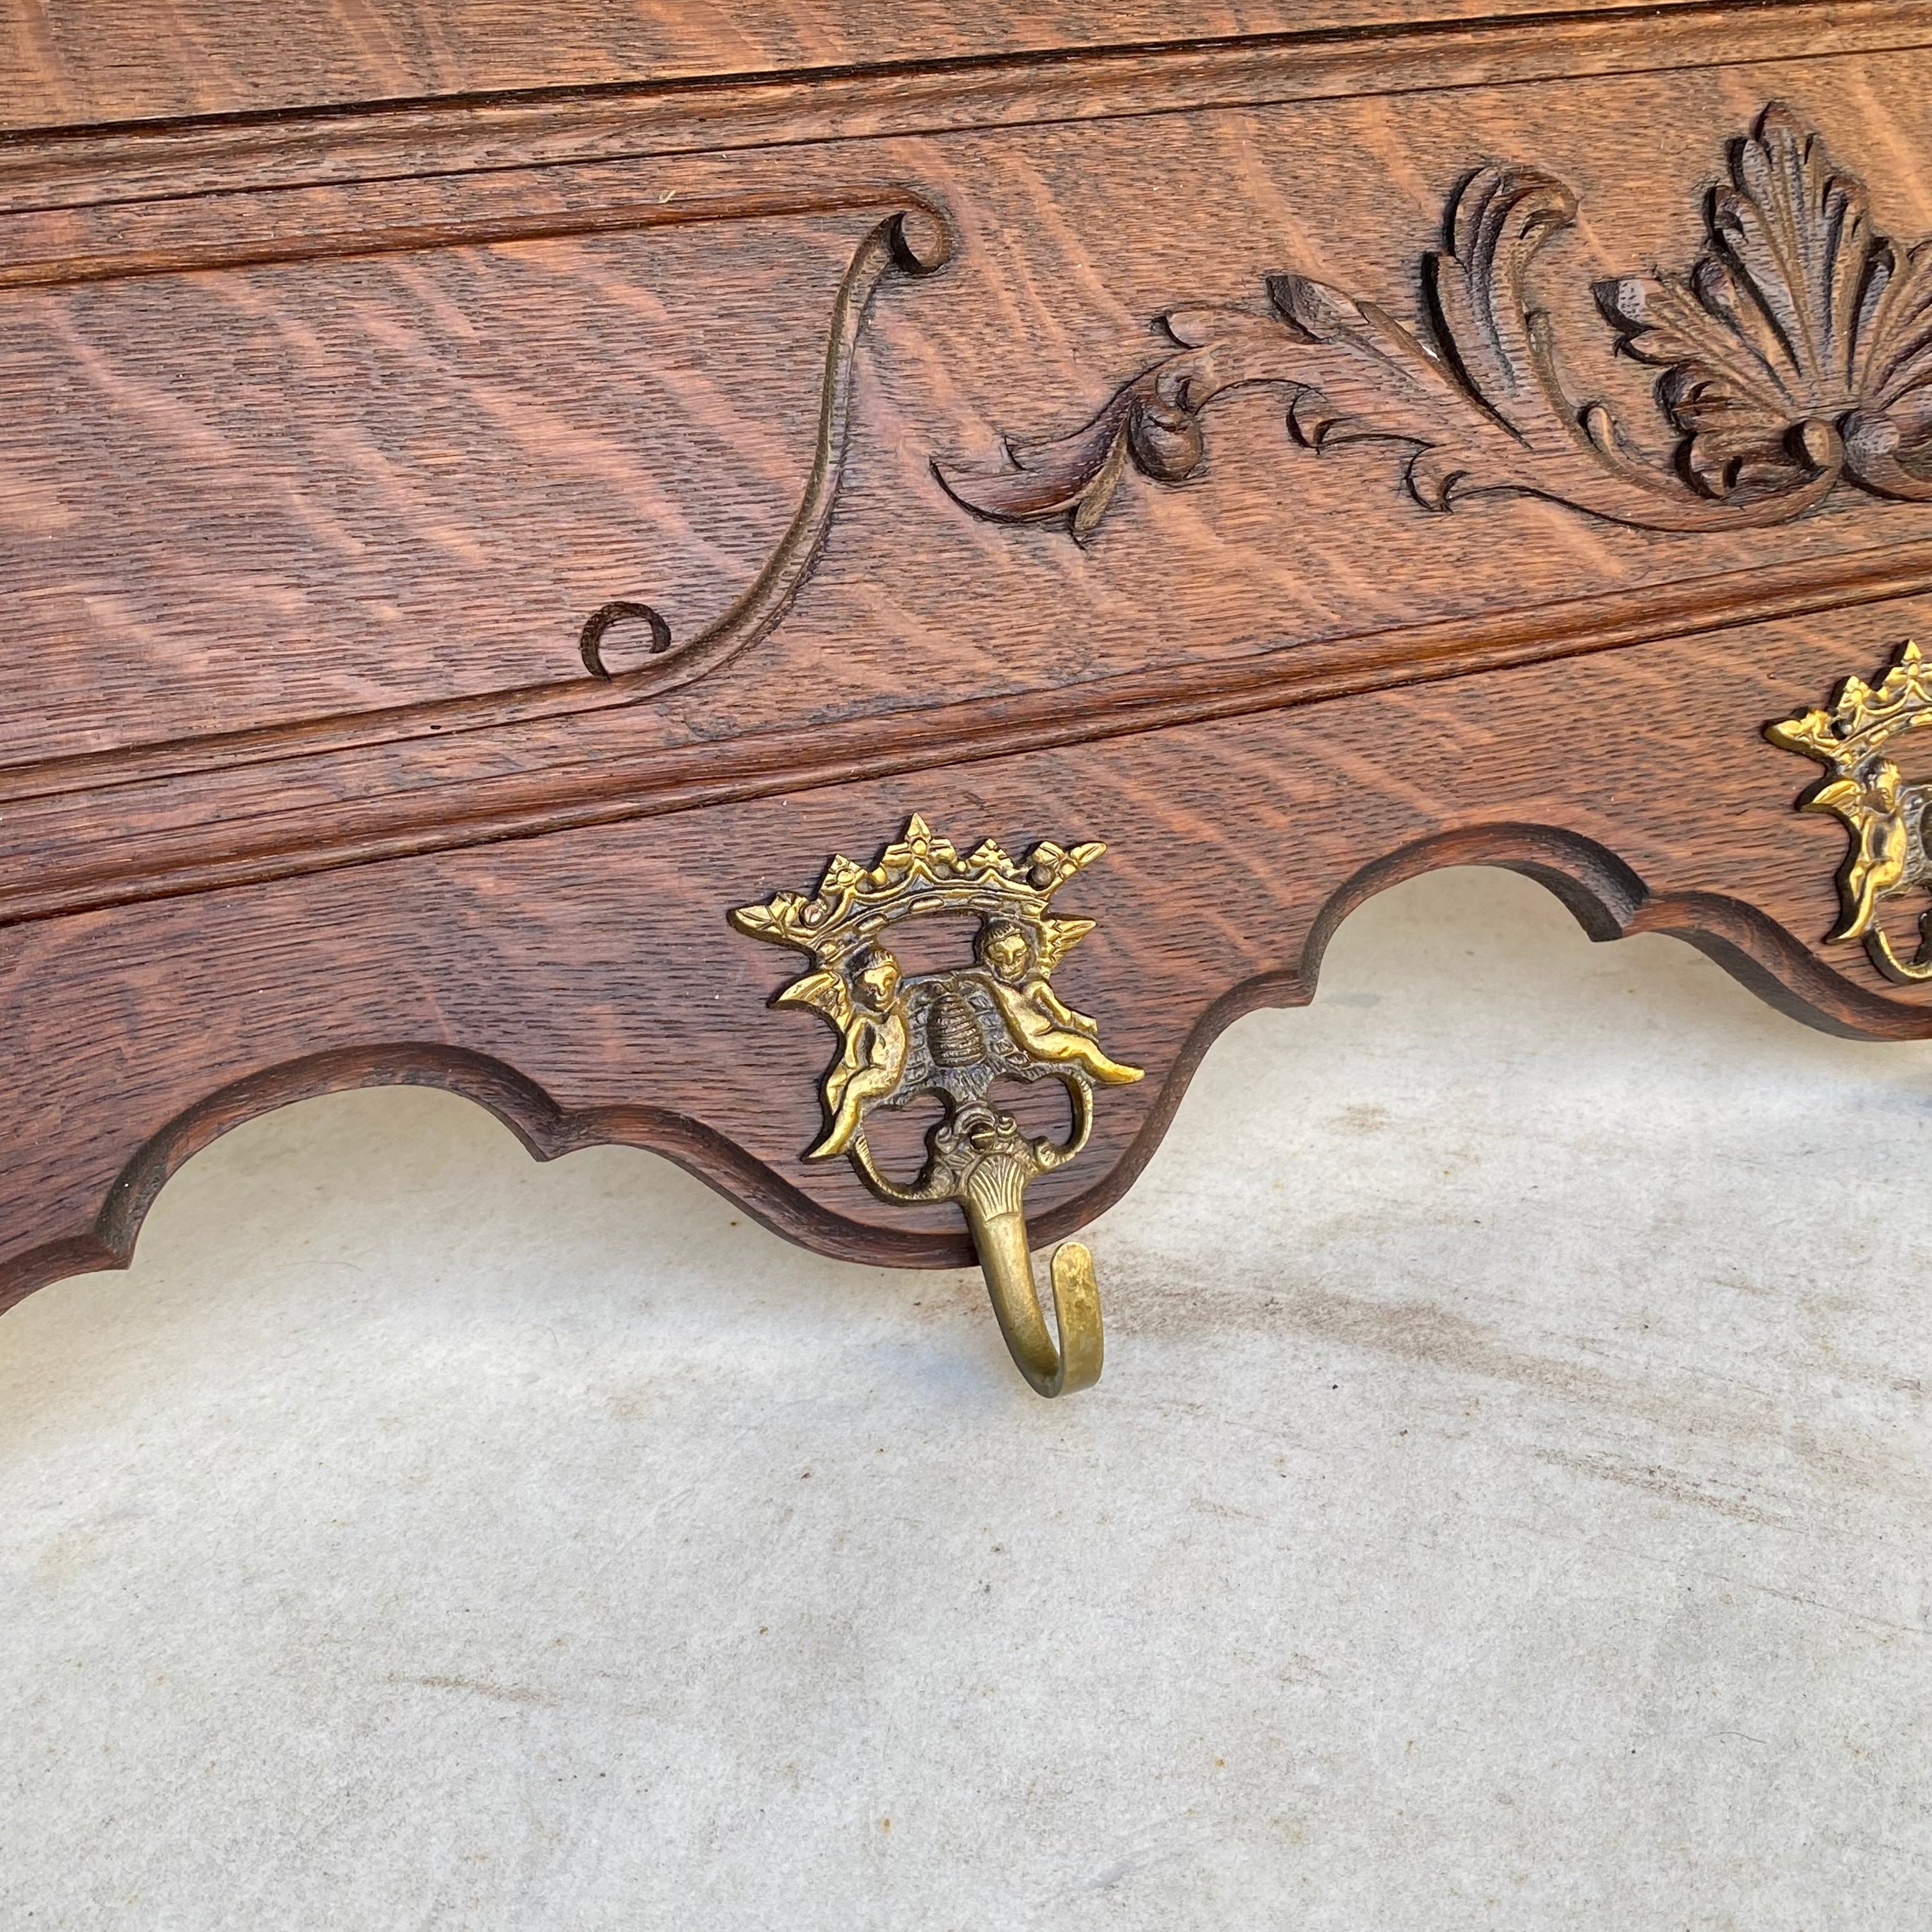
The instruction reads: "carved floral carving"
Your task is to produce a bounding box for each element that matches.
[936,105,1932,540]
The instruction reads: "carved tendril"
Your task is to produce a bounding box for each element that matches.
[581,207,952,682]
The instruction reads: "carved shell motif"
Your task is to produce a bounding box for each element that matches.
[937,105,1932,539]
[1602,111,1932,502]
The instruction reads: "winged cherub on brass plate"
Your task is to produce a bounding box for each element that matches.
[1768,639,1932,983]
[730,815,1143,1396]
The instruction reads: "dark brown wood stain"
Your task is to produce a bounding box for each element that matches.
[4,2,1932,1310]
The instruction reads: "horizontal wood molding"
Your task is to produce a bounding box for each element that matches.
[3,2,1928,216]
[4,534,1931,930]
[0,181,948,293]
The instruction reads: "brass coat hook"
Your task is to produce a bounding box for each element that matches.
[956,1164,1105,1399]
[731,815,1140,1396]
[852,1089,1105,1397]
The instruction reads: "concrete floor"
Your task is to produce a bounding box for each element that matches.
[1,868,1928,1930]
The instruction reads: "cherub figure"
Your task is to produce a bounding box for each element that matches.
[1809,759,1926,940]
[974,920,1142,1086]
[779,945,910,1158]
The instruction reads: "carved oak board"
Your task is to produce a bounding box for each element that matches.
[6,0,1932,1392]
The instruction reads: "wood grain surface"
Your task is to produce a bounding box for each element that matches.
[5,5,1932,1310]
[0,0,1775,131]
[6,3,1923,211]
[3,598,1930,1310]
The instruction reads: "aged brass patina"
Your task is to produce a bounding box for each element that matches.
[730,815,1142,1395]
[1768,640,1932,983]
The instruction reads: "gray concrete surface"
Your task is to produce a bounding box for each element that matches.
[2,868,1928,1930]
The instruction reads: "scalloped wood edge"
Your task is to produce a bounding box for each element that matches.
[4,822,1927,1323]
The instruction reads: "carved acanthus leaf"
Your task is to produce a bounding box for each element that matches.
[935,104,1932,542]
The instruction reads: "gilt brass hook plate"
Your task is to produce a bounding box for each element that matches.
[730,815,1142,1396]
[1768,640,1932,983]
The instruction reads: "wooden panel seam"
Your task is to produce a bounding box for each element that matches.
[4,534,1931,930]
[3,1,1928,215]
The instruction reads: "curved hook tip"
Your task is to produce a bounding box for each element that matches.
[971,1198,1103,1398]
[1045,1240,1104,1397]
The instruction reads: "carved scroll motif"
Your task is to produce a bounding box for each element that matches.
[936,105,1932,541]
[581,207,951,680]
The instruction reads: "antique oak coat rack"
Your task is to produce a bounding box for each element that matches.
[4,2,1932,1393]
